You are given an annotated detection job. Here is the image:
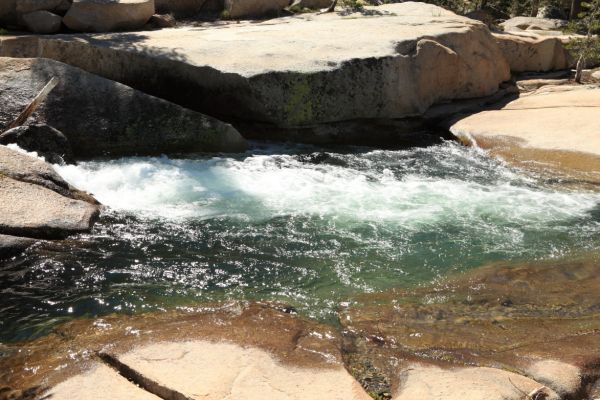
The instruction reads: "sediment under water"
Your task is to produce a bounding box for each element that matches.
[2,141,600,342]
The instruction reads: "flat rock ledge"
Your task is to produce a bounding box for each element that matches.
[1,2,512,145]
[450,84,600,181]
[0,145,99,250]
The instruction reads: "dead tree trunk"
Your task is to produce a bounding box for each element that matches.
[570,0,582,19]
[574,54,585,83]
[2,77,59,134]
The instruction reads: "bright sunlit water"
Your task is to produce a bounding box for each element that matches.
[2,141,600,341]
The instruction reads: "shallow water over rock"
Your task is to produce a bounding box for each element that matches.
[2,141,600,342]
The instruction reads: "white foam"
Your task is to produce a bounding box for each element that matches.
[54,146,600,228]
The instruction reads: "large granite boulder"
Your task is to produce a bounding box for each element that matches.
[0,2,511,144]
[450,84,600,179]
[0,57,247,158]
[16,0,64,14]
[0,145,99,240]
[22,10,62,34]
[225,0,289,18]
[63,0,154,32]
[494,32,572,72]
[0,0,18,27]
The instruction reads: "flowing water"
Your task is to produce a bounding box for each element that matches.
[2,141,600,342]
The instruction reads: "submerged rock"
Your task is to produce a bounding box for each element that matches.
[340,257,600,399]
[63,0,155,32]
[0,57,247,158]
[0,2,511,144]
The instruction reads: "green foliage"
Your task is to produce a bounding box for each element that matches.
[0,28,8,36]
[220,9,231,19]
[565,0,600,80]
[341,0,366,11]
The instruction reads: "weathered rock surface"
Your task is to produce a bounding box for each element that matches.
[450,85,600,178]
[63,0,154,32]
[148,13,176,28]
[0,124,74,164]
[494,32,571,72]
[0,145,99,239]
[501,16,567,33]
[395,365,558,400]
[22,10,62,33]
[1,303,371,399]
[341,257,600,399]
[0,2,511,143]
[225,0,289,18]
[0,57,247,158]
[0,168,98,239]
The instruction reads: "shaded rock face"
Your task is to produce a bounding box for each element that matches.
[0,57,247,158]
[0,303,370,400]
[494,33,572,72]
[0,124,74,164]
[290,0,331,10]
[0,2,511,144]
[16,0,64,14]
[155,0,208,16]
[0,234,37,259]
[21,10,62,34]
[340,257,600,399]
[63,0,155,32]
[225,0,289,18]
[0,0,18,27]
[0,145,99,241]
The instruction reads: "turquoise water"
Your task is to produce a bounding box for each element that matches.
[2,141,600,341]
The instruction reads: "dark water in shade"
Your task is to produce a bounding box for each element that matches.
[2,141,600,342]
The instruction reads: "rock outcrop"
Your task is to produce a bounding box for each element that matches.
[63,0,155,32]
[155,0,209,16]
[0,57,247,158]
[494,32,572,72]
[450,84,600,179]
[1,303,371,399]
[0,145,99,241]
[0,2,511,144]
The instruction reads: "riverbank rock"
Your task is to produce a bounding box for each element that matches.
[449,84,600,179]
[0,2,511,144]
[0,57,247,158]
[494,32,571,72]
[63,0,155,32]
[0,145,99,240]
[21,10,62,33]
[340,257,600,399]
[0,124,73,164]
[1,303,371,399]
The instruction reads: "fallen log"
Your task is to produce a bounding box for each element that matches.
[2,77,59,134]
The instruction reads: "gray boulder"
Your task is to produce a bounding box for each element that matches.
[148,13,176,28]
[0,124,74,164]
[501,16,567,33]
[225,0,289,18]
[63,0,154,32]
[0,145,99,240]
[22,10,62,33]
[16,0,64,14]
[0,57,247,158]
[155,0,207,16]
